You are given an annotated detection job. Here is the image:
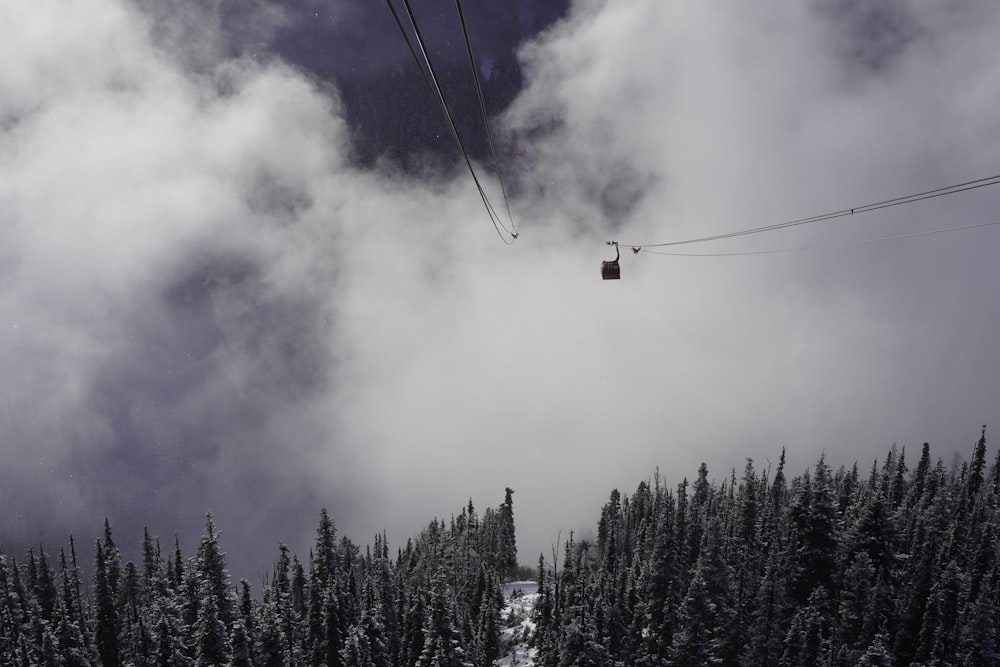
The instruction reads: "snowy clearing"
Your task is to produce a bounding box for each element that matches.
[498,581,539,666]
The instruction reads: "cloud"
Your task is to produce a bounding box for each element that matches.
[347,0,1000,558]
[0,0,352,571]
[2,0,1000,577]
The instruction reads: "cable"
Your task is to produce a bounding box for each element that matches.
[636,219,1000,257]
[383,0,440,121]
[398,0,512,244]
[384,0,515,244]
[616,173,1000,249]
[455,0,518,238]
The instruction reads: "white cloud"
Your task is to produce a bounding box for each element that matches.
[2,0,999,570]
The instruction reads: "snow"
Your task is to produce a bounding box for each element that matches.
[497,581,539,666]
[502,581,539,598]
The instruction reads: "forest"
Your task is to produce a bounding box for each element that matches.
[0,491,517,666]
[532,429,999,666]
[2,430,998,666]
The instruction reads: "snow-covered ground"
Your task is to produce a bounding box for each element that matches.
[497,581,539,666]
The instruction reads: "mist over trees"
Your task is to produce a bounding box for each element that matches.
[3,431,999,665]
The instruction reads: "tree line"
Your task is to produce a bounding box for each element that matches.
[0,489,517,666]
[531,428,999,665]
[4,427,998,666]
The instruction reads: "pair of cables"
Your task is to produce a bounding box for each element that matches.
[612,173,1000,258]
[384,0,519,244]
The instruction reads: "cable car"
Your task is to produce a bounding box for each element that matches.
[602,243,621,280]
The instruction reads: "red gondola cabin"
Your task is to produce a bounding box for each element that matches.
[602,243,621,280]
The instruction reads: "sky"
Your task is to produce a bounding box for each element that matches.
[2,0,1000,580]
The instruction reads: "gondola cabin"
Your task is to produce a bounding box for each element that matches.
[602,243,621,280]
[601,260,621,280]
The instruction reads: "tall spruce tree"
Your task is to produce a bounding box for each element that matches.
[94,541,121,667]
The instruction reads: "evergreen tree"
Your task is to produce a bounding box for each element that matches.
[196,514,234,628]
[558,607,612,667]
[171,535,186,591]
[94,541,121,667]
[255,590,287,667]
[67,537,84,628]
[33,547,57,623]
[684,463,711,566]
[669,569,722,666]
[53,592,92,667]
[399,591,427,667]
[787,457,837,605]
[891,518,935,664]
[142,527,167,609]
[967,425,988,502]
[740,543,790,667]
[916,559,964,665]
[850,492,896,579]
[119,560,154,665]
[52,558,92,667]
[313,509,337,589]
[153,607,191,667]
[730,459,763,658]
[472,571,501,666]
[340,611,390,667]
[780,586,830,667]
[228,618,253,667]
[416,570,465,667]
[855,634,892,667]
[103,519,122,596]
[498,487,518,580]
[532,552,561,667]
[834,552,874,658]
[640,490,679,664]
[195,590,229,666]
[669,518,735,666]
[956,555,1000,665]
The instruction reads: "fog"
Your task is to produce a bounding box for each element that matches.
[2,0,998,579]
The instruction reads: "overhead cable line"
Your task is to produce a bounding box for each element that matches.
[395,0,513,244]
[455,0,518,238]
[384,0,516,244]
[617,172,1000,251]
[639,219,1000,256]
[383,0,440,121]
